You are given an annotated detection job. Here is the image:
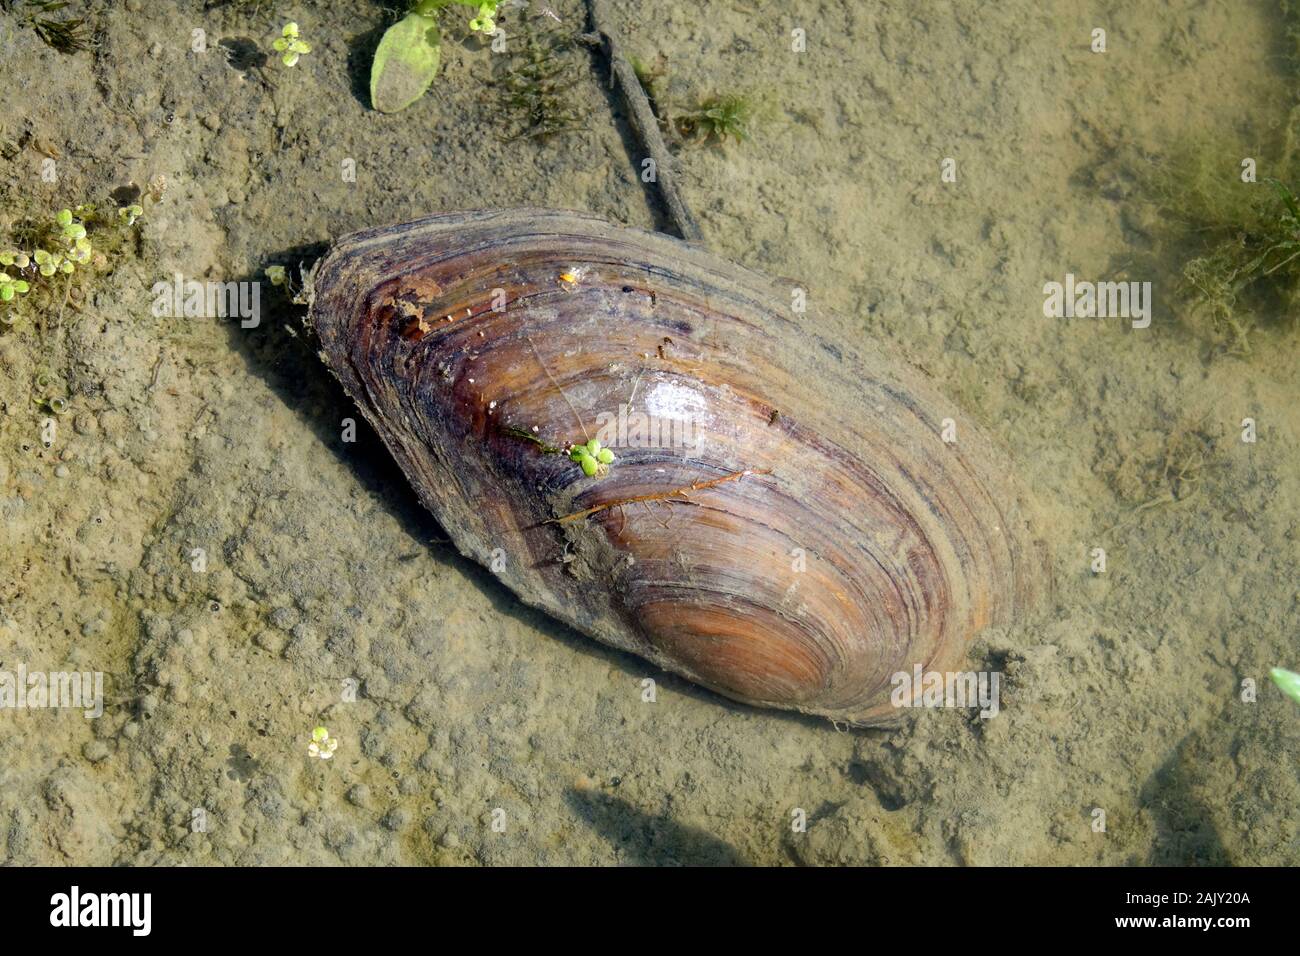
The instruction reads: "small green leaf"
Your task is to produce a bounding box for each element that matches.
[1270,667,1300,705]
[370,12,442,114]
[578,453,598,477]
[597,448,615,465]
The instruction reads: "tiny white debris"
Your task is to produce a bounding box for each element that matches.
[646,380,707,420]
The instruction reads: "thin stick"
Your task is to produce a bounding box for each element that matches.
[57,272,72,327]
[548,468,770,524]
[583,0,705,244]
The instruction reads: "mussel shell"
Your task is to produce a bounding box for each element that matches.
[309,209,1046,725]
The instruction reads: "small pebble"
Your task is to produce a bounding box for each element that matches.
[54,465,69,479]
[254,630,288,655]
[82,741,110,763]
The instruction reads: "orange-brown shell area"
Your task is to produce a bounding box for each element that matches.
[308,209,1048,725]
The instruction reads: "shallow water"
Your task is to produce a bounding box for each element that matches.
[0,0,1295,865]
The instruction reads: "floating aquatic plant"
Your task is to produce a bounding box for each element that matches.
[0,270,30,302]
[307,725,338,760]
[569,438,615,477]
[0,199,145,330]
[503,426,616,478]
[271,21,311,67]
[370,0,501,114]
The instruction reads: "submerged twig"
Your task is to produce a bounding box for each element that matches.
[502,425,566,455]
[582,0,704,243]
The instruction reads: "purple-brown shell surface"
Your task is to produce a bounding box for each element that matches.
[308,209,1046,725]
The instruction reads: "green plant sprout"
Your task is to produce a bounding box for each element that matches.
[570,438,615,477]
[503,426,617,478]
[675,93,756,146]
[0,249,32,302]
[271,21,311,67]
[307,725,338,760]
[370,0,501,114]
[467,1,497,33]
[0,200,145,329]
[9,1,89,54]
[1271,667,1300,706]
[0,270,29,302]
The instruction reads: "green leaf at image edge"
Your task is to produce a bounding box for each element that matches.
[370,13,442,114]
[1269,667,1300,706]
